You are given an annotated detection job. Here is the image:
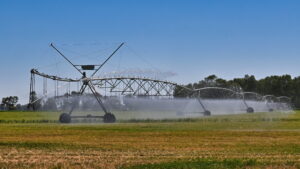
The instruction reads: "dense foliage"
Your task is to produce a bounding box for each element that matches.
[175,74,300,108]
[0,96,19,110]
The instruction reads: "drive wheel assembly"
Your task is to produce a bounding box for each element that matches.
[247,107,254,113]
[103,113,116,123]
[59,113,71,123]
[203,110,211,116]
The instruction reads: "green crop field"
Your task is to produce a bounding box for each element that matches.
[0,110,299,169]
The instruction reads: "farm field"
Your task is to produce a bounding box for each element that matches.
[0,111,299,168]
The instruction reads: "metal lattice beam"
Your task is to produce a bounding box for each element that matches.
[93,77,177,96]
[29,70,180,105]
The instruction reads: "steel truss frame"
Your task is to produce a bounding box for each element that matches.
[29,69,179,99]
[93,77,177,96]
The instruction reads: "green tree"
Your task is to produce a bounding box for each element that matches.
[1,96,18,110]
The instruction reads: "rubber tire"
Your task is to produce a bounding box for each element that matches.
[59,113,71,123]
[203,110,211,116]
[103,113,116,123]
[247,107,254,113]
[269,108,274,112]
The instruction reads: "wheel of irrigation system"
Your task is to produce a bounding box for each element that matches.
[203,110,211,116]
[59,113,71,123]
[246,107,254,113]
[103,113,116,123]
[269,108,274,112]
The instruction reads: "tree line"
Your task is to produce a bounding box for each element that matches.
[174,74,300,108]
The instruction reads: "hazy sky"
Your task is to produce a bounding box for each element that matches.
[1,0,300,103]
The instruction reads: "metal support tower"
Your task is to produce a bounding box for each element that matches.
[50,42,124,123]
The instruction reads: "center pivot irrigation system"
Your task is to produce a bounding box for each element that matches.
[28,43,292,123]
[29,42,183,123]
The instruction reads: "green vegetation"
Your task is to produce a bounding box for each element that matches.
[0,111,59,123]
[123,159,285,169]
[0,111,299,168]
[1,96,19,110]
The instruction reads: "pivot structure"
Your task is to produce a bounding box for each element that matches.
[262,95,286,112]
[193,90,211,116]
[175,86,212,116]
[242,96,254,113]
[193,87,254,115]
[48,42,124,123]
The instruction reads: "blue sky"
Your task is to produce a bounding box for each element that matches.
[1,0,300,103]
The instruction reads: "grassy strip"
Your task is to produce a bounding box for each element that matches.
[0,119,58,123]
[0,141,104,150]
[0,111,296,123]
[0,141,71,149]
[122,158,299,169]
